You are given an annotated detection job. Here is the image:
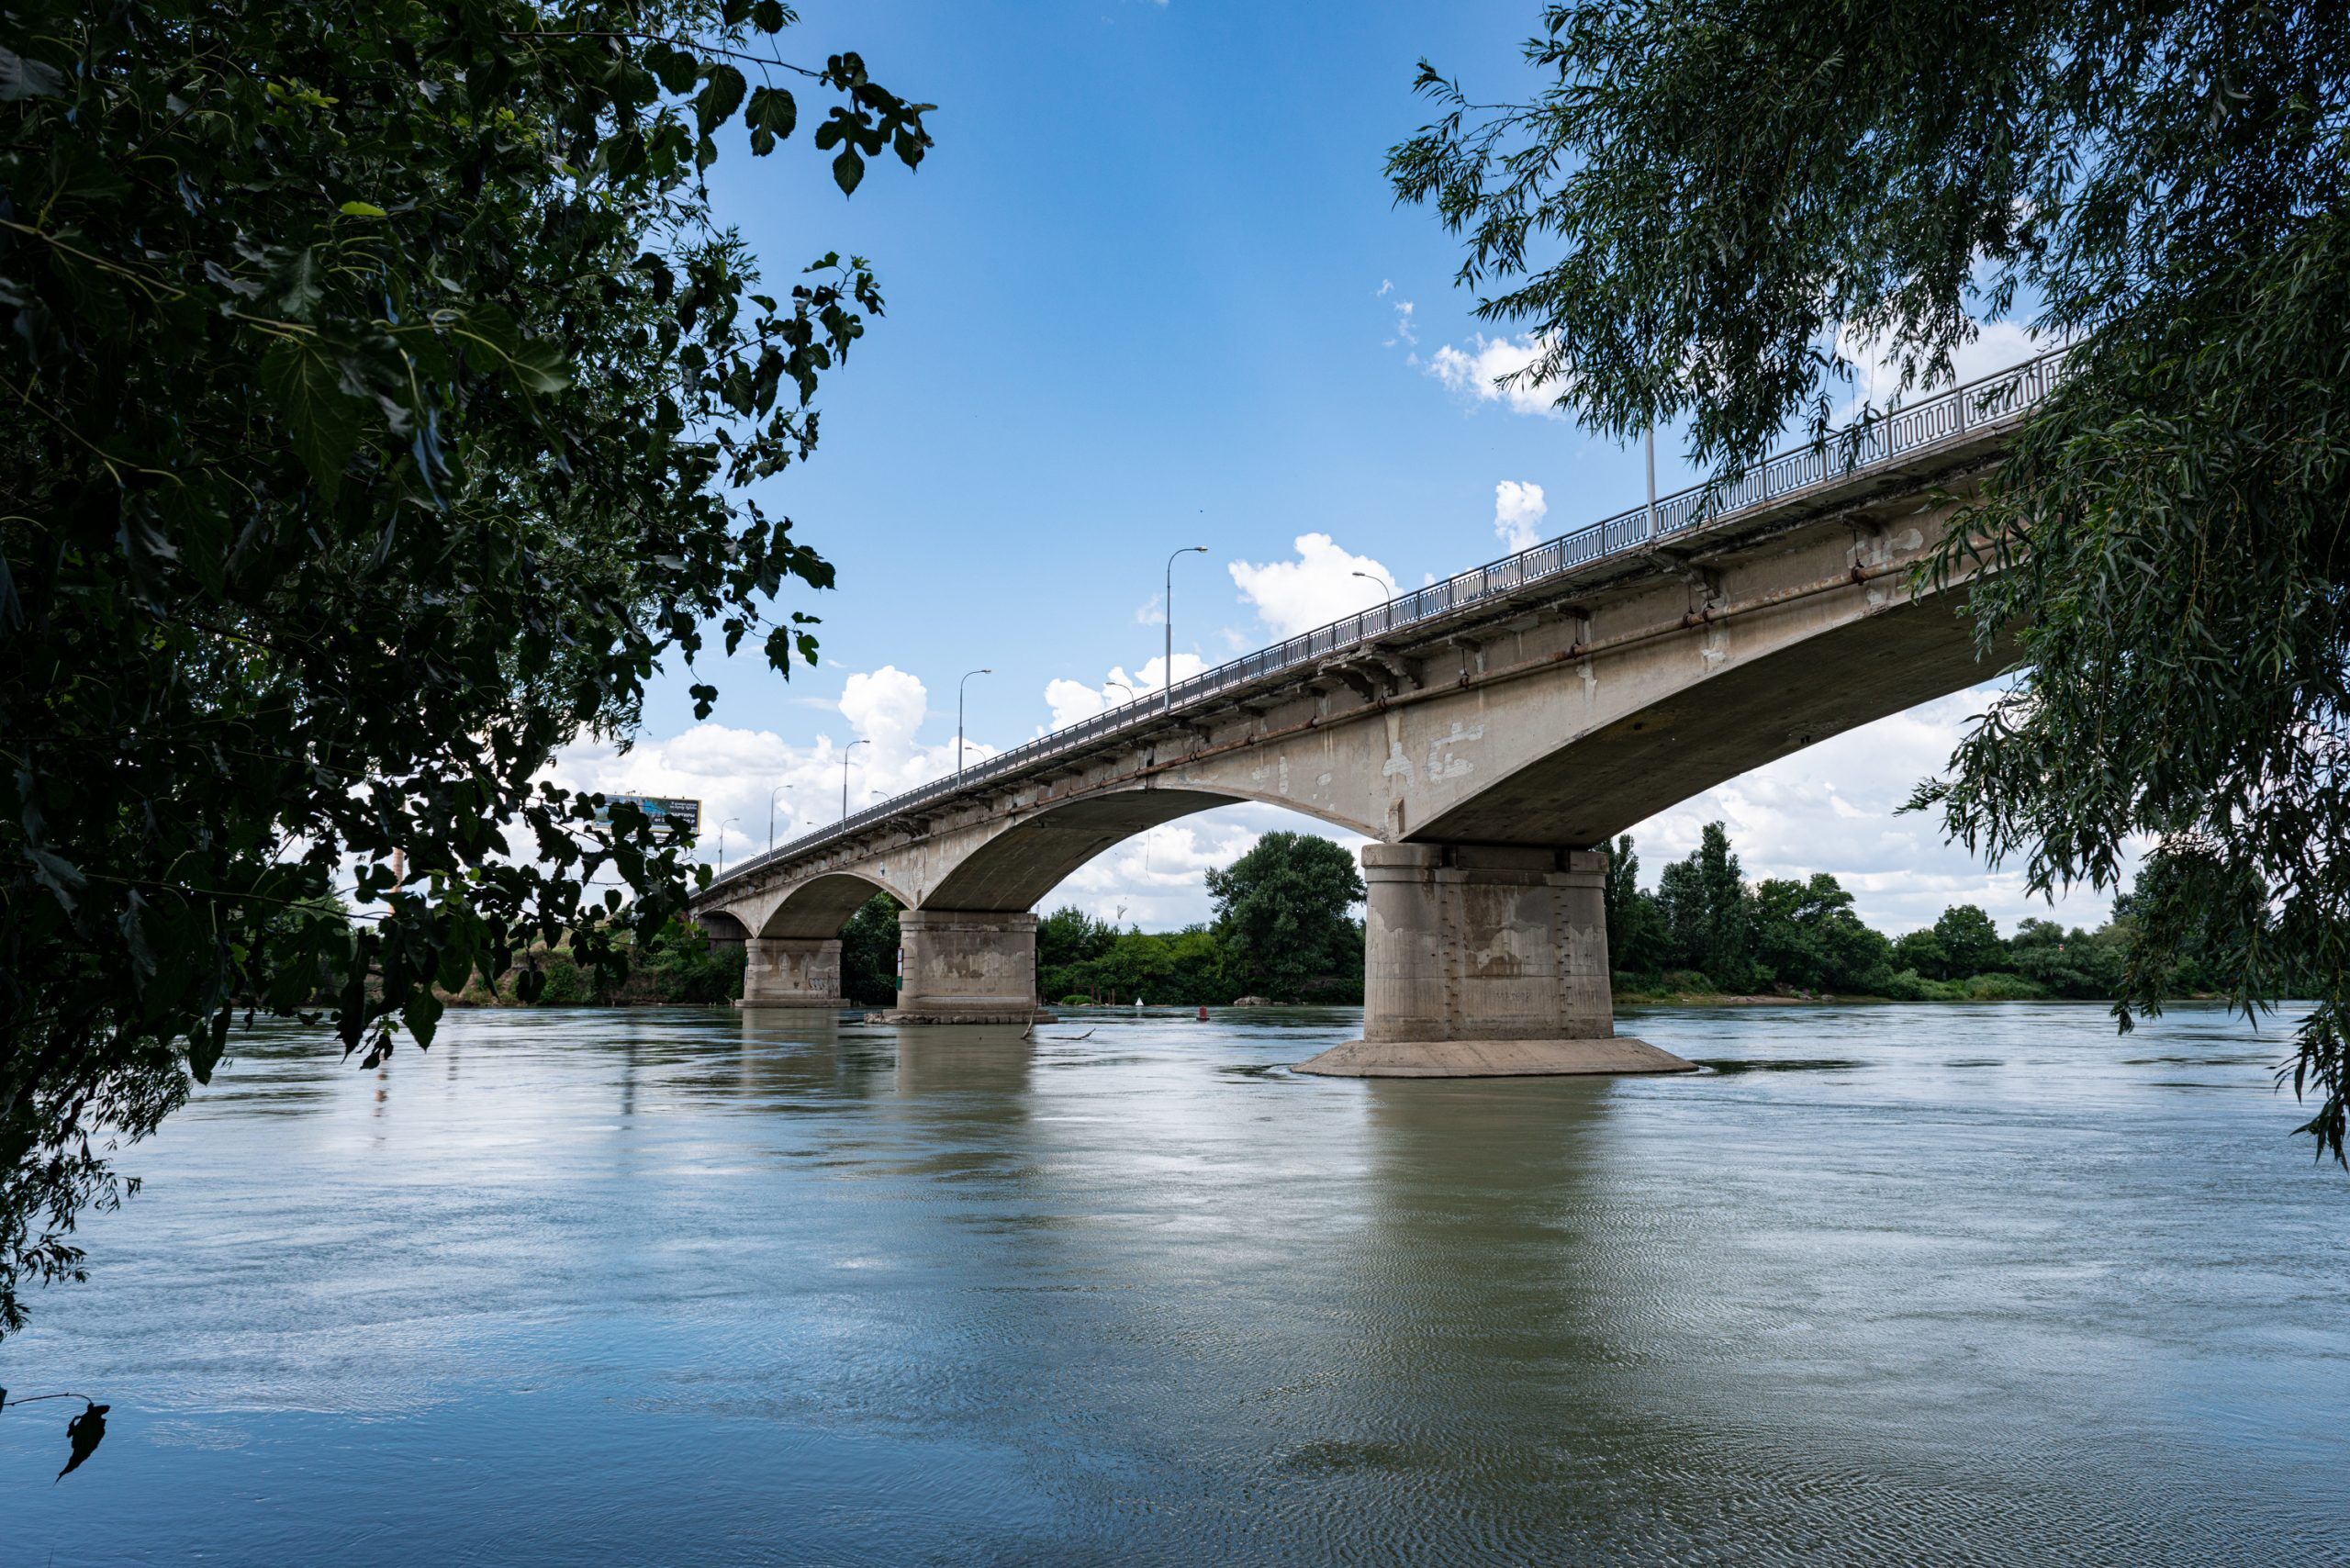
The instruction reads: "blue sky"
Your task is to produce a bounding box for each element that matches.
[552,0,2119,935]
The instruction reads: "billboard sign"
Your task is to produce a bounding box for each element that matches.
[593,794,701,842]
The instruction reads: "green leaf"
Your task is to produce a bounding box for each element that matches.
[272,248,326,321]
[747,84,796,153]
[509,339,572,395]
[696,64,747,136]
[833,146,864,196]
[260,337,362,497]
[26,846,84,912]
[338,200,388,218]
[0,44,64,100]
[403,987,443,1047]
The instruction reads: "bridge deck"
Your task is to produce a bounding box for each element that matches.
[704,346,2071,897]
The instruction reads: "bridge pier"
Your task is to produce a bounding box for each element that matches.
[884,910,1054,1025]
[1297,845,1695,1078]
[737,936,847,1011]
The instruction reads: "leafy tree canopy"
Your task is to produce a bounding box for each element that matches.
[0,0,931,1331]
[1392,2,2350,1156]
[1205,832,1366,1002]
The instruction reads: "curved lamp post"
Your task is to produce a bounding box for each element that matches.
[841,737,867,823]
[715,817,742,873]
[1164,545,1207,711]
[957,667,991,776]
[767,784,791,857]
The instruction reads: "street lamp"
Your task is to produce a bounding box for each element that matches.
[1104,679,1134,708]
[957,667,991,777]
[767,784,791,857]
[1350,568,1393,605]
[715,816,743,872]
[842,737,867,823]
[1163,544,1207,711]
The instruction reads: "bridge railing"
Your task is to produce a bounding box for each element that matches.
[717,343,2074,888]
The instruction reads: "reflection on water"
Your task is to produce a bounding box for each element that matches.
[1,1002,2344,1564]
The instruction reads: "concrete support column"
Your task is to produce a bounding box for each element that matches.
[1298,844,1693,1078]
[737,936,845,1010]
[884,910,1054,1025]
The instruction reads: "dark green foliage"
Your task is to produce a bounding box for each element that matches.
[1750,875,1891,993]
[1204,833,1368,1002]
[1392,2,2350,1156]
[0,0,932,1330]
[1649,823,1756,986]
[1603,834,1673,974]
[1930,906,2007,980]
[838,894,901,1006]
[636,921,746,1006]
[1037,905,1117,973]
[1043,924,1245,1008]
[1607,826,2179,1004]
[2007,918,2131,1001]
[1891,929,1954,983]
[535,956,593,1007]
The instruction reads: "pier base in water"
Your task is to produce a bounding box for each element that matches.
[1294,1036,1695,1078]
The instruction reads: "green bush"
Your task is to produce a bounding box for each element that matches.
[536,953,592,1005]
[1963,972,2051,1002]
[1059,993,1095,1007]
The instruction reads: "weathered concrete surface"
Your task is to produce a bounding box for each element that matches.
[1360,844,1615,1044]
[1294,1036,1695,1078]
[738,936,843,1010]
[886,909,1053,1025]
[1290,842,1674,1078]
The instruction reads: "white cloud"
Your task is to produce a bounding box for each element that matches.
[1494,480,1548,553]
[1832,318,2047,422]
[1044,802,1372,932]
[1621,682,2139,935]
[1426,332,1562,418]
[545,665,990,869]
[1377,278,1417,347]
[1039,655,1207,734]
[1227,533,1399,639]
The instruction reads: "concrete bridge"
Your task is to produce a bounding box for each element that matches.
[689,350,2069,1075]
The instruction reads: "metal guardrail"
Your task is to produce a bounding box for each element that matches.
[712,344,2074,890]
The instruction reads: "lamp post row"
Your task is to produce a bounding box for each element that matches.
[786,547,1212,851]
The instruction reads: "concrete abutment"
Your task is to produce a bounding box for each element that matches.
[1296,844,1694,1078]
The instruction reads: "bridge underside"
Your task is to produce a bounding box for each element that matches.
[1416,590,2005,846]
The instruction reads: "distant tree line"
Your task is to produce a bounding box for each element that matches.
[1606,823,2284,1003]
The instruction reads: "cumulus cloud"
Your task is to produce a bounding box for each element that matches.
[1040,655,1207,733]
[1426,333,1563,418]
[1832,318,2048,422]
[1494,480,1549,553]
[1622,682,2137,935]
[545,664,988,869]
[1227,533,1399,639]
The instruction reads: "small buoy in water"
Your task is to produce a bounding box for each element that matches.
[1196,1004,1208,1022]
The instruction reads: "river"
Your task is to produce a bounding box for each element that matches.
[2,1002,2343,1563]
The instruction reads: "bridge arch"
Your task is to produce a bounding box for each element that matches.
[921,784,1379,913]
[758,869,912,938]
